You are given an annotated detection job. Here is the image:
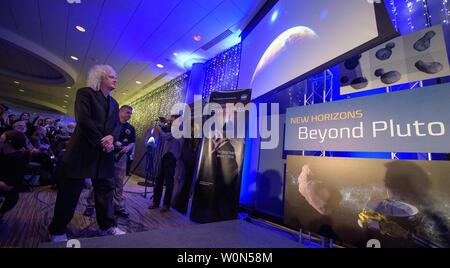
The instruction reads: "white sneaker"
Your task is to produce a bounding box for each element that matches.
[50,234,68,242]
[99,227,126,236]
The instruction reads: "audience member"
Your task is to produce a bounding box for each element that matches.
[12,121,36,154]
[28,116,44,137]
[0,104,8,135]
[30,127,53,155]
[54,123,75,155]
[7,114,16,129]
[0,131,28,220]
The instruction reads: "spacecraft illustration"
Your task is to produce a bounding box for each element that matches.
[357,199,444,248]
[357,199,418,239]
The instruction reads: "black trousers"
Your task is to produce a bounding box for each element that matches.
[0,190,19,217]
[153,153,176,207]
[49,177,116,235]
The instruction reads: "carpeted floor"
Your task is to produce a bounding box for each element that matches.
[0,175,194,248]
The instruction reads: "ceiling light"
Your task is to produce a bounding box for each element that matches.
[173,52,179,57]
[157,64,164,69]
[76,26,86,32]
[70,56,79,61]
[67,86,71,89]
[13,81,20,84]
[62,106,67,108]
[136,81,142,85]
[64,100,68,103]
[122,92,127,95]
[65,94,70,98]
[18,89,25,92]
[193,35,202,41]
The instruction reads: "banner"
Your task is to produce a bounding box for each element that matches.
[171,100,203,215]
[285,83,450,153]
[340,24,450,95]
[285,155,450,248]
[189,89,252,223]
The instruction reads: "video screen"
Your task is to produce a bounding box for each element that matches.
[239,0,392,100]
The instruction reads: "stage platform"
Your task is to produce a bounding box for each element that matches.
[39,219,306,248]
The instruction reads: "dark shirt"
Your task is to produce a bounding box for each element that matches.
[0,151,27,189]
[119,122,136,147]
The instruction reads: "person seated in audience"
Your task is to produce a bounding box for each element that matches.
[28,116,44,138]
[30,127,53,155]
[54,123,75,156]
[0,131,28,220]
[0,104,8,135]
[12,121,37,155]
[17,113,32,135]
[7,114,16,129]
[29,127,55,184]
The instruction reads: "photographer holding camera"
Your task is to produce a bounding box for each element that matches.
[84,105,135,219]
[148,114,183,213]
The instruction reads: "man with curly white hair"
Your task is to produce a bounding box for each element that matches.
[49,65,126,242]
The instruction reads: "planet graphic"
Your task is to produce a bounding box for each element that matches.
[251,26,318,84]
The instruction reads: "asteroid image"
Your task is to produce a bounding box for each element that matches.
[375,68,402,85]
[344,55,362,70]
[350,77,369,90]
[376,42,396,61]
[414,31,436,52]
[297,165,342,216]
[415,60,443,74]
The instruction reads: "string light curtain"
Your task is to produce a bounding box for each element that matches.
[202,43,242,99]
[390,0,449,34]
[128,73,189,174]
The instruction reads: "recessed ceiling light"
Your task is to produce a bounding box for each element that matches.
[193,35,202,41]
[136,81,142,85]
[64,100,68,103]
[70,56,79,61]
[62,106,67,108]
[13,81,20,84]
[18,89,25,92]
[75,26,86,32]
[65,94,70,98]
[67,86,71,89]
[157,64,164,69]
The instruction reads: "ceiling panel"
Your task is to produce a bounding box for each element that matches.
[132,0,208,64]
[0,1,18,32]
[39,0,69,59]
[231,0,261,15]
[65,0,106,79]
[211,0,245,29]
[7,0,43,45]
[107,0,182,73]
[83,0,142,71]
[193,0,225,13]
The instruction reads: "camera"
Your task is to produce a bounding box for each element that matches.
[157,117,172,133]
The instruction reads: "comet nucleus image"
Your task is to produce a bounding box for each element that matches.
[297,165,342,216]
[376,42,396,61]
[375,68,402,85]
[414,31,436,52]
[415,60,443,74]
[251,26,318,84]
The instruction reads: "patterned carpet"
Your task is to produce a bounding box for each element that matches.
[0,175,194,248]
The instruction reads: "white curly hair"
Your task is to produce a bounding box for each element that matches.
[86,65,117,91]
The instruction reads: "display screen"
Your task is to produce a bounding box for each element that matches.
[239,0,396,100]
[285,155,450,248]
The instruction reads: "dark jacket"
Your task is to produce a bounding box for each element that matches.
[61,87,121,179]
